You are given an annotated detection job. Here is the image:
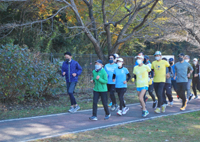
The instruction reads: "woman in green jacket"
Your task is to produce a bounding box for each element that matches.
[89,60,111,121]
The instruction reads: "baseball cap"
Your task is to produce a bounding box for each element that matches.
[95,59,103,64]
[114,53,119,58]
[64,52,72,56]
[179,53,185,57]
[162,57,167,61]
[193,58,198,62]
[154,51,162,56]
[144,55,149,59]
[169,58,174,62]
[117,58,124,62]
[135,53,144,59]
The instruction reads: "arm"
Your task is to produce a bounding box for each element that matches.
[61,62,66,77]
[76,62,82,76]
[98,70,108,84]
[126,73,131,82]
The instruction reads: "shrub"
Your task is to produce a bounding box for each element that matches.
[0,44,65,102]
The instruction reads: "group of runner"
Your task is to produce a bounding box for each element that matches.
[61,51,199,121]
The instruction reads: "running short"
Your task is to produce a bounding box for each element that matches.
[136,86,148,92]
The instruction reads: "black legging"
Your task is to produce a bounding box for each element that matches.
[154,82,165,108]
[177,82,187,107]
[192,77,199,97]
[116,88,127,110]
[144,84,156,102]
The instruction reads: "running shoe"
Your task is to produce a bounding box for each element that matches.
[170,101,173,106]
[122,107,129,115]
[104,114,111,120]
[152,100,157,109]
[108,102,112,107]
[180,106,186,111]
[142,110,149,117]
[73,105,80,112]
[161,105,166,113]
[89,116,98,121]
[180,99,187,111]
[177,95,180,99]
[110,105,115,111]
[117,110,123,116]
[114,104,119,111]
[188,94,194,101]
[154,108,161,113]
[194,96,198,99]
[68,106,74,113]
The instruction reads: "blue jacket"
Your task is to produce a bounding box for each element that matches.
[61,59,82,82]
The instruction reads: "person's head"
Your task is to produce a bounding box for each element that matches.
[144,55,149,64]
[185,55,190,62]
[178,53,185,62]
[116,58,124,67]
[109,54,115,64]
[162,57,167,61]
[169,58,174,66]
[136,53,144,65]
[114,53,119,63]
[95,60,103,70]
[193,58,198,65]
[64,52,72,61]
[154,51,162,61]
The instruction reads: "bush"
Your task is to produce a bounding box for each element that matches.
[0,44,65,102]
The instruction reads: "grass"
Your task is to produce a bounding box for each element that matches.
[33,111,200,142]
[0,87,142,120]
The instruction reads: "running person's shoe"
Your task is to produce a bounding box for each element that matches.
[122,107,129,115]
[73,105,80,112]
[110,105,115,111]
[108,102,112,107]
[68,106,74,113]
[104,114,111,120]
[152,100,157,109]
[170,101,173,106]
[177,95,180,99]
[161,105,166,113]
[89,116,98,121]
[154,108,161,113]
[194,96,198,99]
[114,104,119,111]
[117,110,123,116]
[142,110,149,117]
[188,94,194,101]
[180,99,188,111]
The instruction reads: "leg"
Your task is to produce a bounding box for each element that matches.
[176,83,182,99]
[92,91,100,117]
[154,83,165,108]
[165,83,173,102]
[117,88,125,110]
[148,84,156,102]
[109,84,116,105]
[162,84,167,104]
[192,79,197,96]
[186,79,192,99]
[138,90,147,111]
[68,82,77,106]
[100,92,110,115]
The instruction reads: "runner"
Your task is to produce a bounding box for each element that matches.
[62,52,82,113]
[192,58,199,100]
[174,53,193,111]
[133,53,151,117]
[112,58,131,116]
[162,57,174,106]
[151,51,171,113]
[143,55,158,108]
[185,55,194,101]
[104,55,119,111]
[169,58,178,98]
[89,60,111,120]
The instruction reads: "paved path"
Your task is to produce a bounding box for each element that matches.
[0,99,200,142]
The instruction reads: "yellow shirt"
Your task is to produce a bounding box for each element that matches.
[133,64,151,88]
[151,60,170,83]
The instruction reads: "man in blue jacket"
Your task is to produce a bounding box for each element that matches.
[62,52,82,113]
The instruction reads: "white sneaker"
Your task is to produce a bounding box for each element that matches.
[117,110,122,116]
[170,101,173,106]
[122,107,129,115]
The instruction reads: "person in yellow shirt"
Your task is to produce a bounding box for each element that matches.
[133,53,151,117]
[151,51,171,114]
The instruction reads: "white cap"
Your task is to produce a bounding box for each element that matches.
[114,53,119,58]
[135,53,144,59]
[193,58,198,62]
[117,58,124,62]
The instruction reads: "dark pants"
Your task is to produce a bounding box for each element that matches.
[107,84,116,105]
[177,82,187,107]
[171,80,177,92]
[154,82,165,108]
[163,83,173,104]
[93,91,110,117]
[144,84,156,102]
[192,77,199,97]
[116,88,127,110]
[67,82,77,105]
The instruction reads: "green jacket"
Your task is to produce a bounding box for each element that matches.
[92,68,108,92]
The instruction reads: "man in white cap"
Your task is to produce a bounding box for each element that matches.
[114,53,119,63]
[192,58,199,100]
[151,51,171,113]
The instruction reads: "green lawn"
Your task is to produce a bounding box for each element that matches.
[34,111,200,142]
